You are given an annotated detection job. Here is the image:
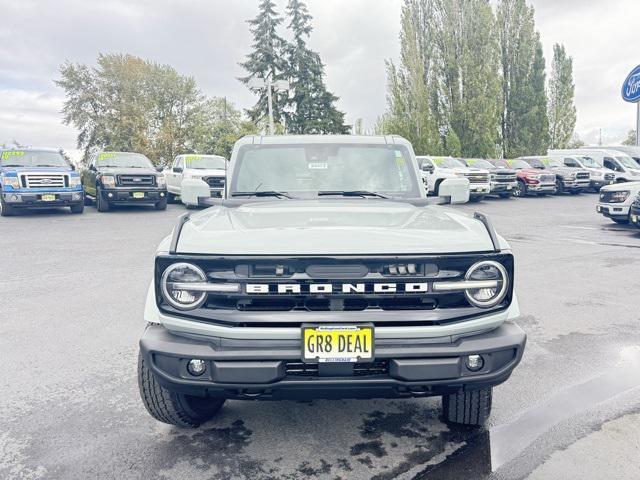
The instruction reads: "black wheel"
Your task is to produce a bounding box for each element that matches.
[469,195,484,203]
[155,197,168,210]
[513,180,526,197]
[569,189,580,195]
[442,387,492,426]
[137,353,225,428]
[554,179,564,195]
[499,193,512,199]
[70,203,84,214]
[96,186,110,212]
[0,198,16,217]
[167,192,179,204]
[84,195,92,206]
[434,180,443,197]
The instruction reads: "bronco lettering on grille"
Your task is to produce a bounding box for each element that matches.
[245,283,430,294]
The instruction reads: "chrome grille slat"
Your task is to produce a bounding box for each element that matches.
[21,174,67,188]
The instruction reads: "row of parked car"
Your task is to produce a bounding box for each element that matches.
[2,146,640,228]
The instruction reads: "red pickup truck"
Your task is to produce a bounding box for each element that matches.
[490,159,556,197]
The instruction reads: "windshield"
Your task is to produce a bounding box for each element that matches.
[525,158,551,169]
[183,155,226,170]
[0,150,69,168]
[579,156,600,168]
[507,160,532,169]
[465,159,493,169]
[96,152,153,168]
[231,144,420,198]
[433,157,466,169]
[616,155,638,169]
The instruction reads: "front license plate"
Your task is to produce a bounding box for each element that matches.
[41,194,56,202]
[506,185,512,190]
[132,192,145,199]
[302,325,374,363]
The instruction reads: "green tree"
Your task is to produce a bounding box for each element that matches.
[497,0,541,157]
[622,129,637,146]
[239,0,289,128]
[548,43,577,149]
[284,0,348,133]
[56,53,204,163]
[526,35,550,154]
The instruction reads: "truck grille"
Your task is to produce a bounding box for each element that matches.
[492,173,516,183]
[576,172,590,180]
[204,176,225,189]
[464,173,489,184]
[118,175,156,187]
[21,173,67,188]
[156,254,514,328]
[540,174,555,183]
[604,173,615,181]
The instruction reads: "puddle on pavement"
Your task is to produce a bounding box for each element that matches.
[415,346,640,479]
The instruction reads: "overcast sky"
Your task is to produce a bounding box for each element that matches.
[0,0,638,153]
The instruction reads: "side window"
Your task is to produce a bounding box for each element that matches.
[564,158,579,168]
[603,158,621,172]
[172,156,180,168]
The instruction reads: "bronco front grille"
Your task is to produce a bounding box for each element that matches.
[204,176,225,189]
[21,174,67,188]
[118,175,156,187]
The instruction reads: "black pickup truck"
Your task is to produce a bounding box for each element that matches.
[81,152,167,212]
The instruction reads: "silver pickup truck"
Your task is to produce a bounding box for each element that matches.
[138,135,526,428]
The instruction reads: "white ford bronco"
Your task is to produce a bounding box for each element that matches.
[138,135,526,428]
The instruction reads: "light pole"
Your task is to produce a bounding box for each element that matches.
[248,77,290,135]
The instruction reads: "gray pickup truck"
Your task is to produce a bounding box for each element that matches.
[138,135,526,428]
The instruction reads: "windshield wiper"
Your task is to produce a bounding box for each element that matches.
[232,191,294,199]
[1,164,24,167]
[318,190,389,199]
[35,164,61,167]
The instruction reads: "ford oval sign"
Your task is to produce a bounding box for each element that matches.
[622,64,640,103]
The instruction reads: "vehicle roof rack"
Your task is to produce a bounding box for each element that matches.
[474,212,500,252]
[169,213,191,254]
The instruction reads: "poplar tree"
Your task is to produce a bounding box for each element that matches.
[239,0,289,128]
[527,35,550,154]
[284,0,348,134]
[548,43,577,149]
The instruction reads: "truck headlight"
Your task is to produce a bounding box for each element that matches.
[156,176,166,188]
[161,263,208,310]
[101,175,116,188]
[1,175,20,189]
[464,261,508,308]
[69,176,81,188]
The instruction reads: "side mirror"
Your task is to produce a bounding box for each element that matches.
[70,164,76,171]
[156,166,163,173]
[423,165,434,174]
[88,164,96,171]
[438,178,470,204]
[173,167,183,173]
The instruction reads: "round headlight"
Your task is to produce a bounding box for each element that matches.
[161,262,207,310]
[464,260,508,308]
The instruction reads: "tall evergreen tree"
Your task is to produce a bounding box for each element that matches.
[497,0,539,158]
[526,34,550,154]
[548,43,577,149]
[284,0,348,134]
[239,0,288,128]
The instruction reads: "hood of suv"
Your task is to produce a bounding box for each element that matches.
[176,200,496,255]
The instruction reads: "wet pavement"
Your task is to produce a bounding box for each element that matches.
[1,193,639,479]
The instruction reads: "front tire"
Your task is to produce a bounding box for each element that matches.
[137,354,225,428]
[96,187,110,212]
[70,203,84,214]
[155,197,168,210]
[442,387,492,426]
[0,198,16,216]
[469,195,484,203]
[554,179,564,195]
[167,192,179,204]
[499,193,512,199]
[513,180,526,197]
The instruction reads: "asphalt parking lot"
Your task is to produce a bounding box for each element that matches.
[1,193,640,480]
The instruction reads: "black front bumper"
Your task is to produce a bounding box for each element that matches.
[2,191,83,208]
[140,322,526,400]
[101,188,166,204]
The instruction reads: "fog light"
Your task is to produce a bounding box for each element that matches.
[160,192,165,197]
[11,194,19,201]
[108,192,114,198]
[187,359,206,376]
[466,354,484,371]
[73,193,81,200]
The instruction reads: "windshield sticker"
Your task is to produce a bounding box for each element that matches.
[308,162,328,170]
[185,155,202,163]
[433,158,444,166]
[467,159,476,165]
[97,153,116,161]
[542,158,551,165]
[506,160,514,166]
[1,151,25,160]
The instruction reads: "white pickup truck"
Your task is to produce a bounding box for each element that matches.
[417,156,490,202]
[164,154,227,206]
